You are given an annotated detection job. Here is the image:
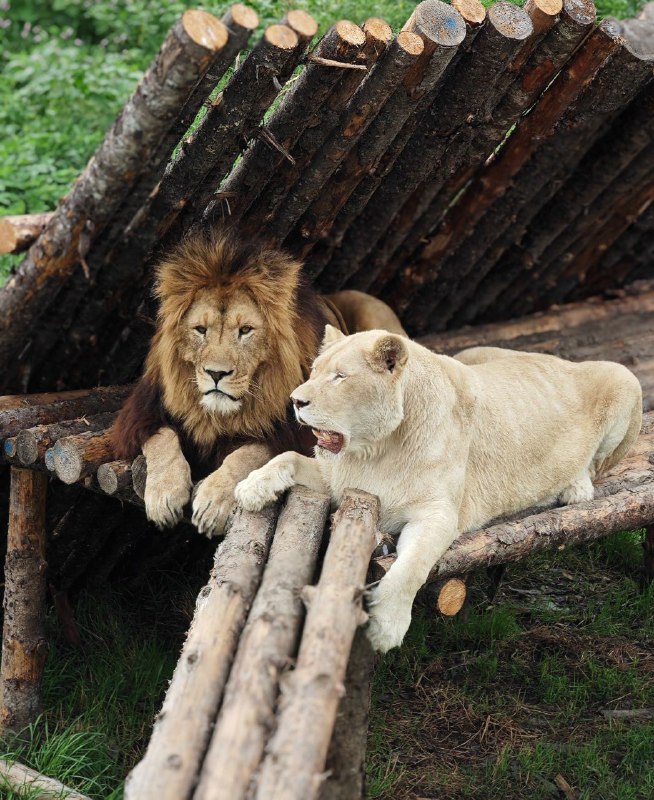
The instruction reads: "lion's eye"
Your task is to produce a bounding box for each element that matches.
[194,326,207,335]
[333,372,346,382]
[239,325,253,337]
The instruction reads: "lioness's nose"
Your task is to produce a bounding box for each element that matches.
[205,368,233,384]
[292,397,310,409]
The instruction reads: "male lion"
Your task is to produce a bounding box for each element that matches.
[235,328,642,652]
[111,230,404,535]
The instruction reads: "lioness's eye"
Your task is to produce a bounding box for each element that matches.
[333,372,346,382]
[194,326,207,335]
[239,325,253,337]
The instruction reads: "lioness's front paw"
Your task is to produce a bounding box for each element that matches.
[234,463,294,512]
[144,473,192,529]
[365,583,412,654]
[192,470,237,538]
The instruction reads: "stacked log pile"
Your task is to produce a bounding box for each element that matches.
[1,0,653,392]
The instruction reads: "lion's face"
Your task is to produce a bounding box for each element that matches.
[181,289,268,415]
[290,326,408,457]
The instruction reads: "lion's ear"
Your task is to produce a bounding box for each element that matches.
[366,334,408,375]
[321,324,346,350]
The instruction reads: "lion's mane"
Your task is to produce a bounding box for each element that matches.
[111,229,330,469]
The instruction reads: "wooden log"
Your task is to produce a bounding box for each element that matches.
[0,469,48,734]
[0,11,231,392]
[362,0,562,296]
[184,22,312,222]
[0,385,129,446]
[94,5,256,259]
[436,576,468,616]
[193,487,330,800]
[407,20,654,333]
[253,490,380,800]
[124,505,277,800]
[373,482,654,584]
[96,459,133,496]
[10,411,117,466]
[385,17,622,320]
[299,0,471,282]
[317,629,376,800]
[0,213,53,255]
[0,759,91,800]
[131,453,147,500]
[529,156,654,311]
[210,20,373,226]
[238,18,387,240]
[375,0,595,300]
[573,204,654,300]
[323,1,532,292]
[461,79,654,324]
[265,30,426,243]
[51,429,114,485]
[49,23,306,393]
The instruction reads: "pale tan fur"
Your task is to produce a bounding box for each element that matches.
[236,330,642,651]
[139,233,405,534]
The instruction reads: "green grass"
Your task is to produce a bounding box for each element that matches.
[366,530,654,799]
[0,574,201,798]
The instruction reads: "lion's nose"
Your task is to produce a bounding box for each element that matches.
[205,368,233,385]
[292,397,310,409]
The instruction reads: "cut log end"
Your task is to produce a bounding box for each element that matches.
[452,0,487,26]
[131,454,147,499]
[563,0,597,26]
[437,578,467,616]
[334,19,367,48]
[3,437,17,460]
[264,23,300,51]
[526,0,563,17]
[362,17,393,46]
[15,430,38,465]
[97,461,131,495]
[283,9,318,41]
[403,0,467,48]
[488,1,534,40]
[52,443,83,485]
[181,9,229,51]
[227,3,259,32]
[397,30,426,56]
[0,213,53,255]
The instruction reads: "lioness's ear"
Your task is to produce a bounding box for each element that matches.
[367,334,408,374]
[321,324,346,350]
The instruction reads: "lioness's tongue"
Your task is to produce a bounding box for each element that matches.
[313,429,344,454]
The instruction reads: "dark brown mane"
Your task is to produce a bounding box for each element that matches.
[111,228,331,469]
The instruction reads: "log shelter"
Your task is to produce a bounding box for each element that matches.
[1,1,654,796]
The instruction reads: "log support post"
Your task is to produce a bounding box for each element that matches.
[318,629,376,800]
[0,468,49,735]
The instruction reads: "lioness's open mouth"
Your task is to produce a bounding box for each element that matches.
[312,429,344,454]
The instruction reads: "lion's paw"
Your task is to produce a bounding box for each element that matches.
[192,470,237,538]
[365,582,412,654]
[144,472,192,530]
[235,463,294,512]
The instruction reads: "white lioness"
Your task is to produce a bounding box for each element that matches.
[235,329,642,652]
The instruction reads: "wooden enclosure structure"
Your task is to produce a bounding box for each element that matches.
[1,0,654,796]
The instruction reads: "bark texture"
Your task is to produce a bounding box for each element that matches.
[11,412,116,466]
[0,469,48,734]
[51,429,115,485]
[124,505,277,800]
[0,11,231,391]
[0,759,90,800]
[253,490,379,800]
[317,629,376,800]
[194,487,330,800]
